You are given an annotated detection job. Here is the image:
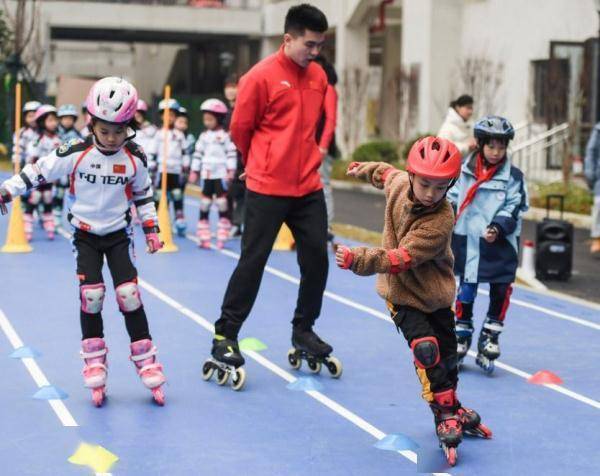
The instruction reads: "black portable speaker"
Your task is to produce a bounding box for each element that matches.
[535,194,573,281]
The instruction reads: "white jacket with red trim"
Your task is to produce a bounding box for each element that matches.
[1,136,157,236]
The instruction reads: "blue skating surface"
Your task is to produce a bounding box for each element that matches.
[0,195,599,475]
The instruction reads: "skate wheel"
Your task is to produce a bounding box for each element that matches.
[307,360,321,374]
[201,361,214,381]
[445,446,457,466]
[152,387,165,406]
[231,367,246,391]
[325,356,343,378]
[216,368,229,385]
[92,388,104,407]
[287,348,301,370]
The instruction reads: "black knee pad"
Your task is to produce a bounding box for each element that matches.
[411,336,440,369]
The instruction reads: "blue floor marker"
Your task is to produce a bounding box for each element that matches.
[374,433,420,452]
[32,385,69,400]
[286,377,324,392]
[10,346,41,359]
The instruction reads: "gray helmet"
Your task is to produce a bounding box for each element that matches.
[474,115,515,142]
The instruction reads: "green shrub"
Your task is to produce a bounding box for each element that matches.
[351,140,399,164]
[529,181,593,215]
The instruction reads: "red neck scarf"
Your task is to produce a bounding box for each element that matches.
[455,154,500,223]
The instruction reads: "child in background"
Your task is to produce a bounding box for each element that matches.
[147,98,190,237]
[26,105,62,240]
[335,137,491,466]
[448,116,528,374]
[133,99,158,155]
[189,99,237,249]
[55,104,83,224]
[0,77,167,407]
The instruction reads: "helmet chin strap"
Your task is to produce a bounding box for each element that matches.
[90,124,136,153]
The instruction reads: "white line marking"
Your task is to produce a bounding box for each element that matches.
[0,308,78,427]
[136,278,435,469]
[186,234,600,411]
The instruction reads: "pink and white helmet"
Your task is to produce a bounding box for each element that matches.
[200,98,228,115]
[86,77,138,124]
[136,99,148,112]
[34,105,57,123]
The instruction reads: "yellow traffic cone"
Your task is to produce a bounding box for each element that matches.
[157,190,178,253]
[273,223,295,251]
[1,196,33,253]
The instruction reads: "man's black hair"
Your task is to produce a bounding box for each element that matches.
[284,3,328,36]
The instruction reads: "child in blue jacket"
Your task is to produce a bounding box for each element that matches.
[447,116,529,374]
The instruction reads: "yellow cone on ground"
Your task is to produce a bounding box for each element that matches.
[1,196,32,253]
[157,191,178,252]
[68,442,119,473]
[157,84,178,253]
[273,223,295,251]
[2,82,32,253]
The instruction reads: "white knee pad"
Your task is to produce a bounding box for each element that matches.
[115,281,143,312]
[200,197,212,213]
[81,283,106,314]
[171,188,183,201]
[29,190,41,205]
[42,189,53,204]
[215,196,228,213]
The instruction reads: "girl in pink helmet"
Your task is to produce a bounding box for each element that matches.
[0,77,167,407]
[188,98,237,249]
[25,105,61,240]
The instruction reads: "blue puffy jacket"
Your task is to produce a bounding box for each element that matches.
[447,152,529,283]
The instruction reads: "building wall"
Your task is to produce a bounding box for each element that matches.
[403,0,598,133]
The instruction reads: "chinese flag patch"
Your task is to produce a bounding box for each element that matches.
[113,164,126,174]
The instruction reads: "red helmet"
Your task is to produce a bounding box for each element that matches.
[406,136,461,180]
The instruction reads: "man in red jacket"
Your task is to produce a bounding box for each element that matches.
[210,4,335,373]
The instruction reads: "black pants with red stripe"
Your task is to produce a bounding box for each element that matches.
[73,228,151,342]
[455,281,513,323]
[390,304,458,400]
[215,189,329,339]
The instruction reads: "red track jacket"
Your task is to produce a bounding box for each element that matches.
[230,45,329,197]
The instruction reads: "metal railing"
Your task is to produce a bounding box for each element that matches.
[511,122,570,183]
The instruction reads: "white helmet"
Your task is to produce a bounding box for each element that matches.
[200,98,228,115]
[23,101,42,113]
[158,98,180,112]
[86,76,138,124]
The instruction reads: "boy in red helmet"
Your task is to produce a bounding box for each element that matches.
[335,137,491,467]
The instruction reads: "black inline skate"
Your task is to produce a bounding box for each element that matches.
[455,318,474,369]
[202,335,246,391]
[288,327,342,378]
[475,318,503,374]
[429,389,463,467]
[457,402,493,439]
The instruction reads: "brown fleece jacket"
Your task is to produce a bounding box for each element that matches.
[348,162,456,313]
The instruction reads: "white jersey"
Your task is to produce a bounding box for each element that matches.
[135,122,158,157]
[27,132,62,164]
[12,127,38,166]
[191,129,237,180]
[2,137,157,236]
[147,128,190,175]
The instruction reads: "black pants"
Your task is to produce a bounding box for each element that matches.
[154,173,184,213]
[215,189,329,339]
[390,304,458,402]
[73,228,151,342]
[228,179,246,228]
